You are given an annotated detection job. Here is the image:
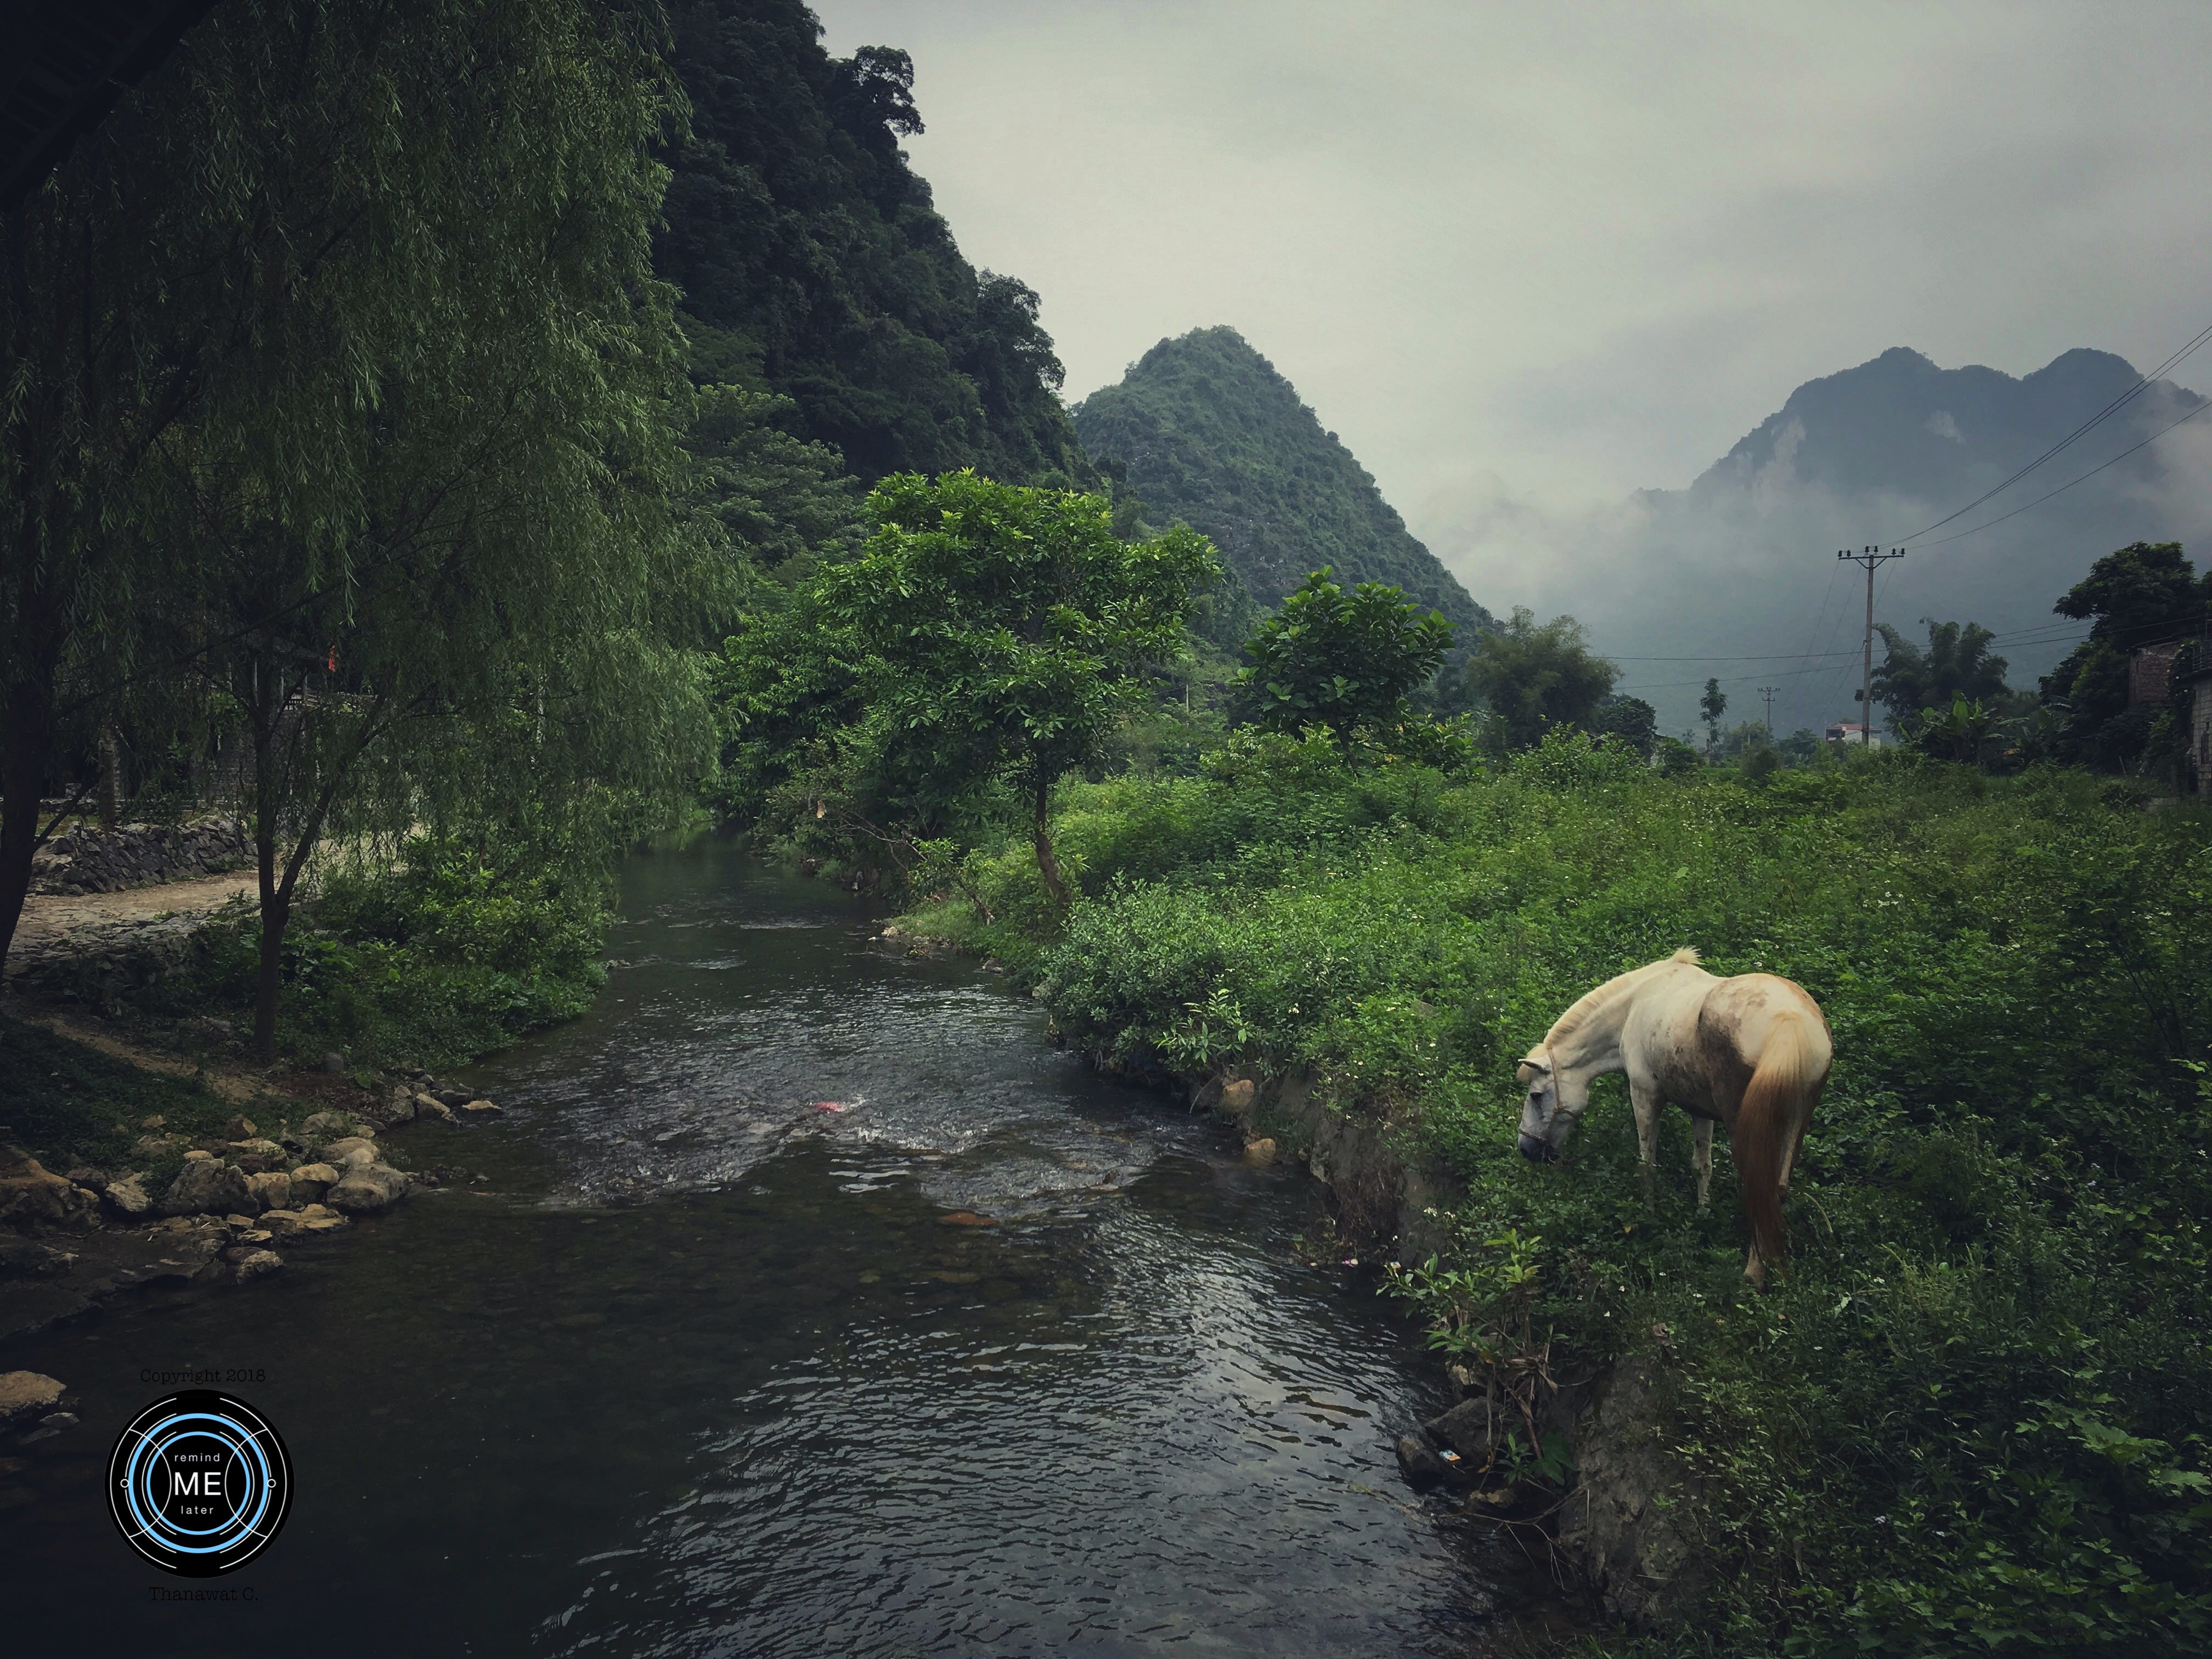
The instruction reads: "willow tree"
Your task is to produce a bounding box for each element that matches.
[824,471,1217,906]
[0,0,718,1043]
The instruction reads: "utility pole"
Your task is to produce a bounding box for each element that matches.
[1838,545,1905,746]
[1758,686,1778,738]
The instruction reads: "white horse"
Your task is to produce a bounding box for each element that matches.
[1514,949,1831,1284]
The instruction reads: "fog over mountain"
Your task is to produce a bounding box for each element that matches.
[1424,347,2212,737]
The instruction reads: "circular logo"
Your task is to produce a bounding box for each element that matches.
[108,1390,291,1576]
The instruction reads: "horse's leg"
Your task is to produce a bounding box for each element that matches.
[1692,1118,1713,1208]
[1630,1078,1662,1205]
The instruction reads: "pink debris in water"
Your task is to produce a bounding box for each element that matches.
[811,1101,849,1113]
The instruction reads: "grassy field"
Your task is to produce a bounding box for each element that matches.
[900,732,2212,1656]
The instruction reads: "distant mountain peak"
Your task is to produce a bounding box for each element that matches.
[1694,346,2201,504]
[1072,327,1494,635]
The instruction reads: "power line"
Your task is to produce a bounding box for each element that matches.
[1605,650,1858,662]
[1900,320,2212,544]
[1907,394,2212,550]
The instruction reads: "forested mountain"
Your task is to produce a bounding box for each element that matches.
[657,1,1089,484]
[1072,328,1494,637]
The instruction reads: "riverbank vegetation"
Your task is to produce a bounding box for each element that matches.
[890,737,2211,1655]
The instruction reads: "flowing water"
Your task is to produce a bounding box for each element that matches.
[2,842,1550,1655]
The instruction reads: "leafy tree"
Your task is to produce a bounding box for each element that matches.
[1,0,694,976]
[1240,568,1455,744]
[2,0,713,1045]
[1870,617,2010,734]
[2040,541,2212,772]
[1700,678,1729,751]
[1912,694,1999,763]
[686,385,860,573]
[824,471,1217,905]
[1590,695,1658,758]
[1464,608,1618,752]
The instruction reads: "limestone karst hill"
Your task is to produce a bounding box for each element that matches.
[1073,326,1495,637]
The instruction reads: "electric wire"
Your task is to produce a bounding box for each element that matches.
[1905,394,2212,550]
[1899,321,2212,544]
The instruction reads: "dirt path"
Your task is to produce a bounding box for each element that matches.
[3,872,255,983]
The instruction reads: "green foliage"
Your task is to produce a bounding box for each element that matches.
[1070,327,1494,639]
[686,385,860,571]
[822,471,1218,900]
[656,3,1089,485]
[919,729,2212,1654]
[1237,568,1455,741]
[1592,695,1660,759]
[1701,677,1730,749]
[1872,618,2011,736]
[1464,608,1622,752]
[2041,541,2212,776]
[1912,694,2000,763]
[145,830,611,1073]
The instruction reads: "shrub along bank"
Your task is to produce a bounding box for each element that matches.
[125,831,614,1082]
[901,732,2212,1656]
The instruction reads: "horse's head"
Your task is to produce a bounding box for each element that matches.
[1515,1048,1576,1163]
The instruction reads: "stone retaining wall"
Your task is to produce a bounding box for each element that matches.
[31,818,251,895]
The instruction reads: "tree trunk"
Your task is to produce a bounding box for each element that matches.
[253,871,289,1059]
[0,679,49,976]
[98,725,121,830]
[1032,775,1068,909]
[250,670,285,1058]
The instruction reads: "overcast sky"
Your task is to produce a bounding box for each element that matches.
[816,2,2212,723]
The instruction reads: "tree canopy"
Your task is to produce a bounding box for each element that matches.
[0,0,716,1030]
[1465,608,1620,752]
[822,471,1217,903]
[656,1,1089,485]
[2040,541,2211,773]
[1871,619,2010,733]
[1238,568,1455,740]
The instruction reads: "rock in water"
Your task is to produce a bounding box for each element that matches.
[157,1160,253,1218]
[1217,1078,1257,1116]
[325,1162,408,1215]
[1396,1434,1449,1488]
[103,1174,151,1217]
[1424,1396,1499,1462]
[289,1164,338,1204]
[222,1247,285,1283]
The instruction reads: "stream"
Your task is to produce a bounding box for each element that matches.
[1,841,1548,1655]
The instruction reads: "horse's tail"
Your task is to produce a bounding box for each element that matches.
[1735,1012,1819,1273]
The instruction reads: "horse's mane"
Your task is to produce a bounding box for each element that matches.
[1542,949,1703,1053]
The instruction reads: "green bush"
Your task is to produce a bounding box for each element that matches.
[146,831,610,1071]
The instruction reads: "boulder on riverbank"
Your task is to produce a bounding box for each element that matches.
[0,1146,98,1231]
[0,1372,66,1430]
[157,1159,253,1218]
[325,1161,408,1215]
